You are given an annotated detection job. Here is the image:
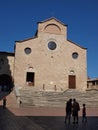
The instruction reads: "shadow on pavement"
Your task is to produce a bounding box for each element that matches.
[0,106,98,130]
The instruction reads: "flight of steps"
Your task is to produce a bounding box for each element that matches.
[19,88,98,108]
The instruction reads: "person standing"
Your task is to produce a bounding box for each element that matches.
[65,98,72,124]
[82,104,87,122]
[72,98,80,124]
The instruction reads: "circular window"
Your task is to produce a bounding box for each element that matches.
[48,41,57,50]
[24,47,31,54]
[72,52,79,59]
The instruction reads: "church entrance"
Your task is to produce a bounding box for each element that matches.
[26,72,35,86]
[68,75,76,89]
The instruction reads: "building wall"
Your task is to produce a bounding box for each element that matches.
[0,52,14,77]
[14,18,87,91]
[87,78,98,89]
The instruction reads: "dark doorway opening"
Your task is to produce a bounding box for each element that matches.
[68,75,76,89]
[26,72,35,86]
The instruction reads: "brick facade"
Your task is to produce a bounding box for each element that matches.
[14,18,87,91]
[0,17,87,91]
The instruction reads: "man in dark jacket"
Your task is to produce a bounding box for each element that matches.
[72,98,80,124]
[65,98,72,124]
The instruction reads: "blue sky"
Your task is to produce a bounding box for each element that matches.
[0,0,98,78]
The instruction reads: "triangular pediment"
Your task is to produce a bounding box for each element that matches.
[38,17,67,26]
[37,17,67,36]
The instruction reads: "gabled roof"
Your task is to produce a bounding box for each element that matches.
[87,78,98,82]
[0,52,15,56]
[15,17,86,50]
[38,17,68,26]
[15,36,38,43]
[68,39,87,50]
[15,17,67,43]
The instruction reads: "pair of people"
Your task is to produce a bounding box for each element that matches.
[65,98,80,124]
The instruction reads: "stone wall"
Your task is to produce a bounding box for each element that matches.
[0,52,14,77]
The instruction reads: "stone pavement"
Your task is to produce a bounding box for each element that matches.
[0,105,98,130]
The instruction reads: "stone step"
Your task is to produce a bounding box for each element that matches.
[18,88,98,108]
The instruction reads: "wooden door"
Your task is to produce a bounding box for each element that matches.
[69,75,76,89]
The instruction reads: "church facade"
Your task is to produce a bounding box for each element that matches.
[0,17,87,92]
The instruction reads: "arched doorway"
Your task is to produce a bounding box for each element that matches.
[0,74,14,92]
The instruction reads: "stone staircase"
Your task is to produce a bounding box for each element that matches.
[18,88,98,108]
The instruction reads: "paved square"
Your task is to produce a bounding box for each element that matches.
[0,106,98,130]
